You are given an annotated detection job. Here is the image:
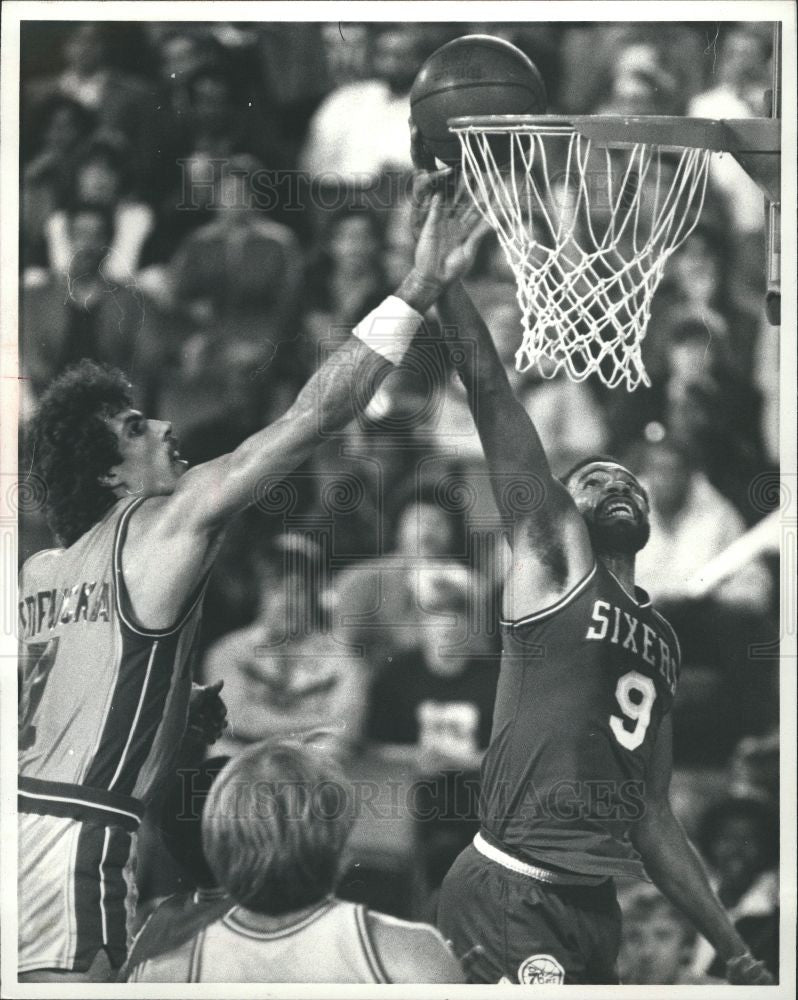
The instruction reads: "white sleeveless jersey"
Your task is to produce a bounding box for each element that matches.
[129,899,391,983]
[18,496,207,810]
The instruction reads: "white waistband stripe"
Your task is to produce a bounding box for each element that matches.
[473,833,575,885]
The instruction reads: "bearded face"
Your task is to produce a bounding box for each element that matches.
[567,462,651,556]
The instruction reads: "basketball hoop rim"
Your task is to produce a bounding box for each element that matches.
[448,114,780,156]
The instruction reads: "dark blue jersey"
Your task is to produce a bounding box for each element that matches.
[480,561,680,880]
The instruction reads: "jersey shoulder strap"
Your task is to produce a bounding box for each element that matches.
[500,563,597,629]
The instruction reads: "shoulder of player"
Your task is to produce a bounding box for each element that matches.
[364,910,465,984]
[125,487,218,538]
[20,547,64,586]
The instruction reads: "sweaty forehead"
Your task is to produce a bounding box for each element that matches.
[103,407,141,429]
[574,462,637,484]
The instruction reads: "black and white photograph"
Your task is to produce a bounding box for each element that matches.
[0,2,795,995]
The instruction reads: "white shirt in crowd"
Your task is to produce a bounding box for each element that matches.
[300,80,414,181]
[636,472,772,613]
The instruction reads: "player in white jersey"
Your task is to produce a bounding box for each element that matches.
[18,188,483,981]
[127,740,465,983]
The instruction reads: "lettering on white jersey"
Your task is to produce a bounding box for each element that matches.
[19,581,111,639]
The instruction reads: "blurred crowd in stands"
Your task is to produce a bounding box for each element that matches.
[18,20,780,982]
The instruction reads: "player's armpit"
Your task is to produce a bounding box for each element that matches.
[365,912,467,984]
[501,486,594,621]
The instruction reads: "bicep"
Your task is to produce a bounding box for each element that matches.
[163,409,317,531]
[645,710,674,805]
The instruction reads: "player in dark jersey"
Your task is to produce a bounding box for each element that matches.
[17,189,483,982]
[430,271,774,986]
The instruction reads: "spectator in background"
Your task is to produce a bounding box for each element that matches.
[121,756,232,982]
[45,134,156,284]
[170,155,303,344]
[694,796,779,979]
[663,314,767,523]
[663,227,759,371]
[365,568,499,905]
[304,208,390,346]
[365,566,497,752]
[634,437,772,613]
[300,25,441,182]
[157,27,225,116]
[728,730,779,803]
[203,534,367,756]
[21,205,151,395]
[24,23,154,180]
[147,63,289,264]
[21,95,96,270]
[690,26,772,237]
[618,885,723,984]
[594,37,681,115]
[331,481,486,669]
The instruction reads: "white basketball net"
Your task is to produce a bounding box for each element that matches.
[455,125,712,390]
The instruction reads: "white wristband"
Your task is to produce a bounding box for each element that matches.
[352,295,423,365]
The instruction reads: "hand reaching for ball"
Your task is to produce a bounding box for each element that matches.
[408,156,490,290]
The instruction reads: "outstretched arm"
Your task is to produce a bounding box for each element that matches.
[633,715,774,985]
[437,279,592,615]
[119,191,484,629]
[152,190,474,536]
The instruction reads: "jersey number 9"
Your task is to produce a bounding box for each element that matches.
[610,670,656,751]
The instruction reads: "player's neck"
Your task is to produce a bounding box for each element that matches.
[598,553,635,595]
[233,895,334,932]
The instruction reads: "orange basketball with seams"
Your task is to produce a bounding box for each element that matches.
[411,35,547,163]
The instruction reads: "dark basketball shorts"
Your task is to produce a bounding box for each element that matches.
[438,838,622,985]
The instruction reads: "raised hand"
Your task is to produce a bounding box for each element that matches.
[410,169,490,290]
[187,679,228,745]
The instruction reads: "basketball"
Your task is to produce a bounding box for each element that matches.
[410,35,547,164]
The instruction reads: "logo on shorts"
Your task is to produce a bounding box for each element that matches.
[518,954,565,984]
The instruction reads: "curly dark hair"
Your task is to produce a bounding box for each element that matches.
[29,360,133,546]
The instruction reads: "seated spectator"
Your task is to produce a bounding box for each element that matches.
[662,227,760,372]
[304,208,390,344]
[693,796,779,979]
[365,568,498,754]
[728,730,779,803]
[170,156,303,345]
[593,38,680,115]
[634,437,772,613]
[128,740,466,982]
[24,23,154,181]
[331,481,490,668]
[21,205,152,394]
[661,316,769,524]
[202,534,367,755]
[689,26,772,236]
[121,756,231,982]
[146,62,290,263]
[45,134,156,284]
[618,885,723,984]
[21,95,96,269]
[365,570,499,899]
[300,25,439,182]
